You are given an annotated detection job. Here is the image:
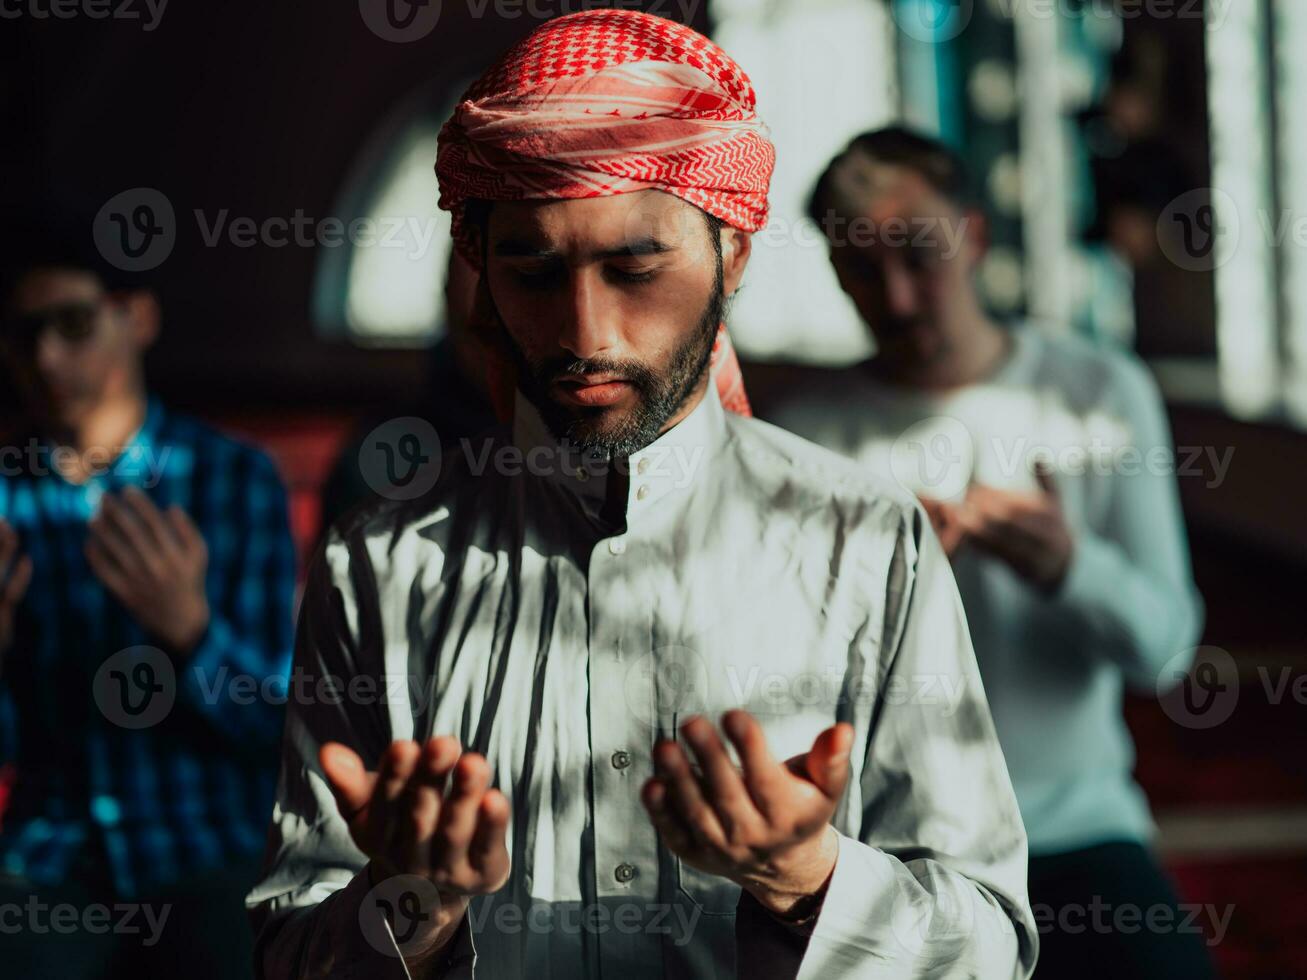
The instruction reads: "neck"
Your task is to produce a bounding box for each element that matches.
[47,388,149,483]
[873,309,1010,391]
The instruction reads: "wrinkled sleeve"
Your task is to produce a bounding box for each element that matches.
[1050,357,1204,690]
[244,528,475,979]
[178,449,297,752]
[798,506,1038,979]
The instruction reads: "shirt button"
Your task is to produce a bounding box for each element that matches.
[608,538,626,556]
[614,863,638,883]
[90,795,121,826]
[637,457,651,475]
[636,484,650,501]
[611,750,632,770]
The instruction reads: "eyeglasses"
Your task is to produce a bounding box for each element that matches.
[1,302,101,352]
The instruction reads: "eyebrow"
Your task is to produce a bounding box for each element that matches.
[491,235,677,260]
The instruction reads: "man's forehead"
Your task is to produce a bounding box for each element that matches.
[10,267,103,311]
[488,190,703,251]
[829,155,957,225]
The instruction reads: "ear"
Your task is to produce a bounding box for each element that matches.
[121,290,161,352]
[720,227,753,298]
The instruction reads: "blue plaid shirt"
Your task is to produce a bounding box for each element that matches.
[0,398,295,897]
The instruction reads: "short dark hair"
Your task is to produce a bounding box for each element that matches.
[806,126,973,231]
[0,203,148,310]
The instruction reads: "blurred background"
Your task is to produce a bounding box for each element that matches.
[1,0,1304,975]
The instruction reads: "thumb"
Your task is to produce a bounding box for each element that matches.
[1033,460,1058,498]
[804,722,854,799]
[319,742,375,820]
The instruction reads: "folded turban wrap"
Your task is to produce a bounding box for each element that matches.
[435,9,773,420]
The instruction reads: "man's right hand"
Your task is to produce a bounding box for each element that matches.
[917,495,967,559]
[319,737,511,967]
[0,519,34,660]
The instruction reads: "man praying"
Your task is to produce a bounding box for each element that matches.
[246,12,1037,979]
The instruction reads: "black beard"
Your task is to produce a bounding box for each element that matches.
[507,278,726,459]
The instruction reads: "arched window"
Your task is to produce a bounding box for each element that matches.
[312,83,464,347]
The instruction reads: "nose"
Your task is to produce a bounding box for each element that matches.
[556,268,619,360]
[883,257,921,319]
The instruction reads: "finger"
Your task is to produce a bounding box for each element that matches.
[653,737,726,851]
[398,737,462,866]
[2,555,32,607]
[90,498,155,578]
[84,539,133,601]
[1033,461,1059,498]
[365,741,422,856]
[680,716,760,842]
[436,753,491,870]
[319,742,377,821]
[467,788,511,889]
[398,745,444,868]
[721,710,788,820]
[0,520,16,571]
[641,777,697,855]
[166,505,206,557]
[804,723,854,800]
[120,487,183,562]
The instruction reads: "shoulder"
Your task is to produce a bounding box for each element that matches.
[725,411,921,526]
[1023,327,1160,411]
[159,408,287,488]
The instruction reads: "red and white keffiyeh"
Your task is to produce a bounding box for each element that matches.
[435,9,773,418]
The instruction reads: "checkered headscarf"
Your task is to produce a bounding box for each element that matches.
[435,10,773,417]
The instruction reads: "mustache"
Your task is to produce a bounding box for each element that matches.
[534,356,659,391]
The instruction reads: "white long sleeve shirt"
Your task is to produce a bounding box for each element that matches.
[767,325,1203,857]
[246,378,1037,979]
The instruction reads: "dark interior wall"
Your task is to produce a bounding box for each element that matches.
[0,1,705,416]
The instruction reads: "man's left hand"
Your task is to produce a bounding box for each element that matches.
[956,463,1074,592]
[642,709,853,920]
[86,487,211,653]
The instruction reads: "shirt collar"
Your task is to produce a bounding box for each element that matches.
[511,379,728,525]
